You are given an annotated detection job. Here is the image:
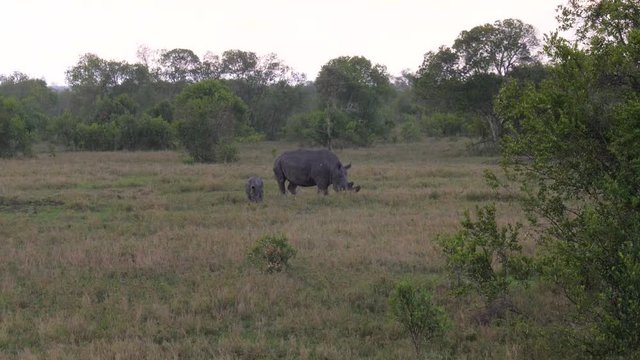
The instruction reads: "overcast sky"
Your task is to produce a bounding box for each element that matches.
[2,0,563,85]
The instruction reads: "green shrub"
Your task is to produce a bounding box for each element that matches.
[285,110,332,146]
[248,234,296,273]
[285,108,377,148]
[214,143,238,163]
[436,204,532,303]
[174,80,247,163]
[73,122,121,151]
[420,112,466,137]
[48,112,80,148]
[147,100,174,122]
[400,119,422,142]
[118,114,175,150]
[389,281,448,357]
[0,96,33,157]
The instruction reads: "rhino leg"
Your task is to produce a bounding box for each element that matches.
[287,182,298,195]
[315,178,329,195]
[274,175,286,195]
[316,183,329,195]
[273,163,287,195]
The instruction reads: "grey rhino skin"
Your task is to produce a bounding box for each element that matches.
[273,149,354,195]
[245,176,264,202]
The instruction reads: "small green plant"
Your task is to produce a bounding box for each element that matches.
[389,281,448,358]
[215,143,238,163]
[436,204,531,304]
[400,120,422,142]
[248,234,296,273]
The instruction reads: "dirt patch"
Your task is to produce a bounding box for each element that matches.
[0,196,65,212]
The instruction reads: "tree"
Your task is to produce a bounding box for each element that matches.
[558,0,640,47]
[414,46,464,113]
[158,48,202,83]
[453,18,539,76]
[200,51,222,80]
[118,114,175,150]
[93,94,137,123]
[66,53,131,91]
[0,72,58,137]
[65,54,133,119]
[0,95,33,157]
[314,56,393,147]
[252,81,308,140]
[495,2,640,356]
[215,50,308,138]
[413,19,542,143]
[219,49,259,80]
[174,80,247,163]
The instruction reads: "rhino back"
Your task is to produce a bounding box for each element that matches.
[276,149,338,185]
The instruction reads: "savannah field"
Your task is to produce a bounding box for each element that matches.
[0,139,558,359]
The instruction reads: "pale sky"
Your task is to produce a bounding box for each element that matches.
[2,0,563,85]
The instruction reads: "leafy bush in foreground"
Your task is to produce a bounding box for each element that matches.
[248,234,296,273]
[389,281,448,358]
[437,204,532,304]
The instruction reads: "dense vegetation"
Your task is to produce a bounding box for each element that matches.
[1,0,639,358]
[1,12,548,160]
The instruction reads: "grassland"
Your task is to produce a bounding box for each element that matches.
[0,139,550,359]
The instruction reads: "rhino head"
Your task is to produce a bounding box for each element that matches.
[347,181,361,192]
[246,176,264,202]
[332,162,352,192]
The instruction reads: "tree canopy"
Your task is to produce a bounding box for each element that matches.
[495,1,640,356]
[174,80,247,162]
[0,17,549,155]
[414,18,542,144]
[312,56,393,147]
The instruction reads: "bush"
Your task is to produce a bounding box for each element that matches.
[214,143,238,163]
[118,114,175,150]
[48,112,80,148]
[248,234,296,273]
[420,112,467,137]
[147,100,174,122]
[436,204,532,304]
[73,122,121,151]
[0,95,34,157]
[285,108,378,148]
[399,119,422,142]
[174,80,247,163]
[389,281,448,357]
[285,110,333,147]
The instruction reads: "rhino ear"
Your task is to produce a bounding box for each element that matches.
[344,162,351,170]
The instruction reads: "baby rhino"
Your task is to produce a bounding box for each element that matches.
[246,176,264,203]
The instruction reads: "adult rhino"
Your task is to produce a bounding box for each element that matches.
[273,149,358,195]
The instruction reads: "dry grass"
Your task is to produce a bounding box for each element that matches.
[0,139,545,358]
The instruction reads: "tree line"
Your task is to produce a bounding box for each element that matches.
[1,17,543,160]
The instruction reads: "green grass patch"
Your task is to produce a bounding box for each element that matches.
[0,140,552,358]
